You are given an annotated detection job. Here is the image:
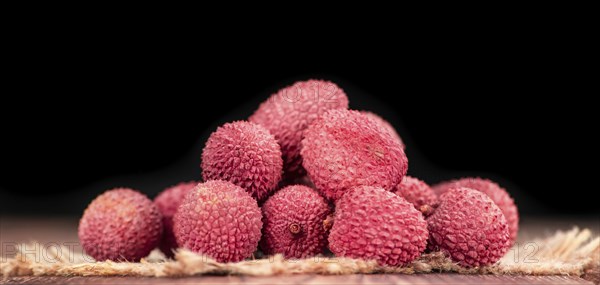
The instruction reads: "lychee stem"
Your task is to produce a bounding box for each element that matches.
[289,223,301,234]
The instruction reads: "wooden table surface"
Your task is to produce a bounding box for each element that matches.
[1,216,598,285]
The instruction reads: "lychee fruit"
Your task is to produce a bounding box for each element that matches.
[432,177,519,243]
[154,181,198,258]
[249,79,349,179]
[173,180,262,263]
[78,188,163,262]
[201,121,283,202]
[328,186,428,266]
[392,176,438,216]
[260,185,331,258]
[301,109,408,201]
[427,187,511,267]
[360,111,405,149]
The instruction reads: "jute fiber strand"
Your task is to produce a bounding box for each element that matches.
[1,227,598,278]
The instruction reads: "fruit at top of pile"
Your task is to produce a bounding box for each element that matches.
[249,79,349,179]
[392,176,438,216]
[360,111,404,149]
[427,187,511,267]
[432,177,519,243]
[154,181,198,257]
[78,188,163,262]
[173,180,262,263]
[201,121,283,202]
[328,186,428,266]
[301,109,408,200]
[260,185,331,258]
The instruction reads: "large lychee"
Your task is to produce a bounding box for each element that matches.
[201,121,283,202]
[78,188,163,262]
[173,180,262,263]
[260,185,331,258]
[154,181,198,258]
[432,177,519,243]
[427,187,511,267]
[249,79,349,179]
[360,111,405,149]
[328,186,428,266]
[301,109,408,201]
[392,176,438,216]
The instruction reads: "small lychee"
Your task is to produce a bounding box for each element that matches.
[432,177,519,243]
[260,185,331,258]
[173,180,262,263]
[78,188,163,262]
[202,121,283,202]
[249,79,349,179]
[427,187,511,267]
[301,109,408,200]
[392,176,438,216]
[154,181,198,258]
[328,186,428,266]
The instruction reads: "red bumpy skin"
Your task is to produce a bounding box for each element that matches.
[249,79,349,179]
[301,109,408,201]
[360,111,405,149]
[432,177,519,244]
[427,187,511,267]
[78,188,163,262]
[260,185,332,258]
[154,181,198,257]
[202,121,283,202]
[392,176,438,216]
[328,186,428,266]
[173,180,262,263]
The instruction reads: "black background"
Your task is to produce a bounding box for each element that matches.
[0,36,596,218]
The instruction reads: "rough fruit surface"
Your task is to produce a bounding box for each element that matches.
[392,176,438,216]
[249,79,349,179]
[154,181,198,257]
[301,109,408,200]
[427,187,511,267]
[361,111,405,149]
[328,186,428,266]
[202,121,283,202]
[173,180,262,263]
[432,177,519,243]
[260,185,331,258]
[79,188,163,262]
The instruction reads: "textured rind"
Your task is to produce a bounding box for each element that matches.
[154,181,198,257]
[427,187,511,267]
[301,109,408,201]
[392,176,438,214]
[249,79,349,179]
[361,111,405,149]
[260,185,331,258]
[202,121,283,202]
[328,186,428,266]
[78,188,163,262]
[432,177,519,243]
[173,180,262,263]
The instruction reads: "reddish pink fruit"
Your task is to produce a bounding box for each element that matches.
[361,111,405,149]
[249,79,349,179]
[432,177,519,244]
[154,181,198,257]
[329,186,428,266]
[261,185,331,258]
[301,109,408,200]
[392,176,438,216]
[202,121,283,202]
[79,188,163,262]
[428,187,511,267]
[173,180,262,263]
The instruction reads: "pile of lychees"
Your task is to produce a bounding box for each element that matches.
[79,80,519,268]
